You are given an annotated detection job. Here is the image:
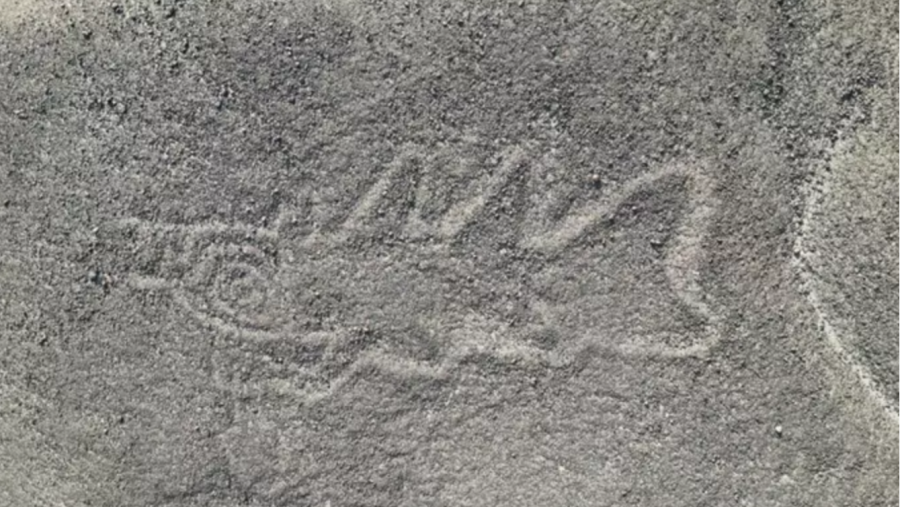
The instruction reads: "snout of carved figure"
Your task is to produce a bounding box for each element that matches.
[102,219,297,341]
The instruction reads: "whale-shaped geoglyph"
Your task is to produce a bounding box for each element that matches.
[109,143,723,401]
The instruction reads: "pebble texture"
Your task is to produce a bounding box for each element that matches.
[0,1,896,506]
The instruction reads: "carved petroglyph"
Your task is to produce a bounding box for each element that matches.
[115,218,288,342]
[522,159,722,358]
[113,143,723,401]
[300,142,532,248]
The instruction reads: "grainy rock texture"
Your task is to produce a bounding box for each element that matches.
[0,1,896,506]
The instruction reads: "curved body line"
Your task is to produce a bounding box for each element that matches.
[793,158,899,424]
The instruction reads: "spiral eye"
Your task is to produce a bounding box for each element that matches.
[211,256,270,321]
[180,231,283,336]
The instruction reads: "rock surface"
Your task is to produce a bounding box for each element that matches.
[0,1,896,506]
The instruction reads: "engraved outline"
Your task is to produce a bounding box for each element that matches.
[112,146,725,401]
[521,159,722,358]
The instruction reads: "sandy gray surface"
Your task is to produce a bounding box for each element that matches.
[0,1,897,506]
